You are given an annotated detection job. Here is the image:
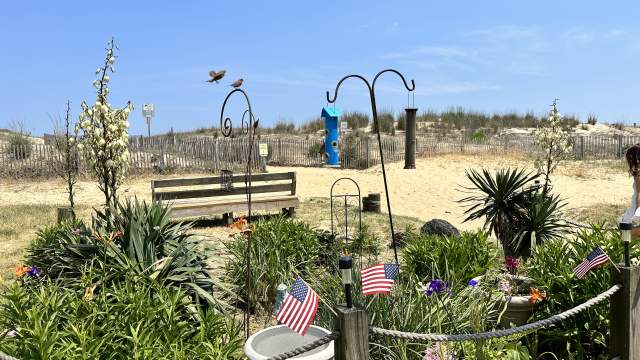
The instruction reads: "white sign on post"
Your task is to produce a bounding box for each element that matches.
[142,104,155,137]
[258,143,269,157]
[142,104,155,117]
[340,121,348,131]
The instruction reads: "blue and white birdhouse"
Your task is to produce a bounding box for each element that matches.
[322,107,341,166]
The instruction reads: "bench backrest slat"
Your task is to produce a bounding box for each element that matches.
[151,172,296,201]
[152,172,294,188]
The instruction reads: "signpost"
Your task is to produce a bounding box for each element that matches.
[142,103,155,137]
[258,143,269,170]
[258,143,269,157]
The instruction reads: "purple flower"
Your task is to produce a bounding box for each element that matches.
[425,279,450,296]
[468,279,478,287]
[26,266,41,278]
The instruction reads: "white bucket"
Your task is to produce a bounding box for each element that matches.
[244,325,335,360]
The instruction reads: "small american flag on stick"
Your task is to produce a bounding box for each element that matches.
[573,246,610,279]
[361,263,400,296]
[275,277,319,336]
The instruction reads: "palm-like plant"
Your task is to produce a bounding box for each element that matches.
[459,168,539,257]
[513,192,568,257]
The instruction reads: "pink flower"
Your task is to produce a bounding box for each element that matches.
[499,279,512,294]
[423,342,455,360]
[503,256,519,274]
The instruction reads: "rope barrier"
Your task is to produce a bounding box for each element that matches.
[267,331,340,360]
[369,284,621,342]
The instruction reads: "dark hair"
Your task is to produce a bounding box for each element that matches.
[626,144,640,177]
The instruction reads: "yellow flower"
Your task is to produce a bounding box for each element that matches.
[84,284,97,302]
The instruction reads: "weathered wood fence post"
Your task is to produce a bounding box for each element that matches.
[618,135,624,158]
[609,265,640,360]
[57,207,75,224]
[334,305,369,360]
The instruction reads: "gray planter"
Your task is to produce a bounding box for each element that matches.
[471,275,538,327]
[244,325,334,360]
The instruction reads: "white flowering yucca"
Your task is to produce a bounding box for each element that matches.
[77,38,133,208]
[533,99,573,193]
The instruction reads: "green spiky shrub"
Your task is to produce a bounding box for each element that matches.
[526,227,640,359]
[312,270,526,359]
[25,199,233,312]
[460,168,568,258]
[0,272,242,359]
[402,230,498,288]
[224,216,322,313]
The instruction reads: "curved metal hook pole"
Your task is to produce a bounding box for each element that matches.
[219,88,255,137]
[326,69,415,265]
[218,88,259,339]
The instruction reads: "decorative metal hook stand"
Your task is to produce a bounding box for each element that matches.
[330,177,362,245]
[219,88,259,338]
[326,69,415,265]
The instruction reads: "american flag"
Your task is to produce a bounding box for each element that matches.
[275,277,319,336]
[573,246,610,279]
[361,263,400,296]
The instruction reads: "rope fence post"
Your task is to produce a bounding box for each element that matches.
[609,265,640,360]
[334,305,369,360]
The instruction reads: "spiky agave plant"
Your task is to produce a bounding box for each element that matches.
[459,168,539,257]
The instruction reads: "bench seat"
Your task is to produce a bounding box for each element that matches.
[151,171,299,222]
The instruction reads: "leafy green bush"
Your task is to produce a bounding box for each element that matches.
[375,110,395,134]
[7,133,32,160]
[25,199,232,311]
[468,130,486,142]
[312,272,521,359]
[402,230,497,288]
[224,216,322,312]
[342,111,369,129]
[0,274,243,359]
[307,141,324,157]
[526,227,640,358]
[273,120,296,134]
[587,114,597,125]
[299,117,324,133]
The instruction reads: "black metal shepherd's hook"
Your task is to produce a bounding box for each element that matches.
[219,88,259,339]
[326,69,415,265]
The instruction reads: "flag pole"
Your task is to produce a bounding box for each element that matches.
[291,270,338,318]
[608,257,622,273]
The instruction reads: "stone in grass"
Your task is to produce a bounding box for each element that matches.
[420,219,461,238]
[390,232,407,249]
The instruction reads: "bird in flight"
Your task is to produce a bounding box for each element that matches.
[207,70,226,83]
[230,79,244,88]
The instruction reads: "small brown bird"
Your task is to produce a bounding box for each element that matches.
[207,70,226,83]
[230,78,244,88]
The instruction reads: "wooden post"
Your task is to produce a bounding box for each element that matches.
[57,207,75,224]
[580,136,585,159]
[618,135,624,158]
[609,266,640,360]
[334,305,369,360]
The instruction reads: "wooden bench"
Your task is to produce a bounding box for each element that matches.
[151,172,299,223]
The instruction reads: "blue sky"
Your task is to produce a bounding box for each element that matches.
[1,1,639,136]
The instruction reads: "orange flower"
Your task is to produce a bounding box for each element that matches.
[229,217,248,231]
[529,287,546,304]
[15,265,29,278]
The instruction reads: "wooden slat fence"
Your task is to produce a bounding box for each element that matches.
[1,134,638,177]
